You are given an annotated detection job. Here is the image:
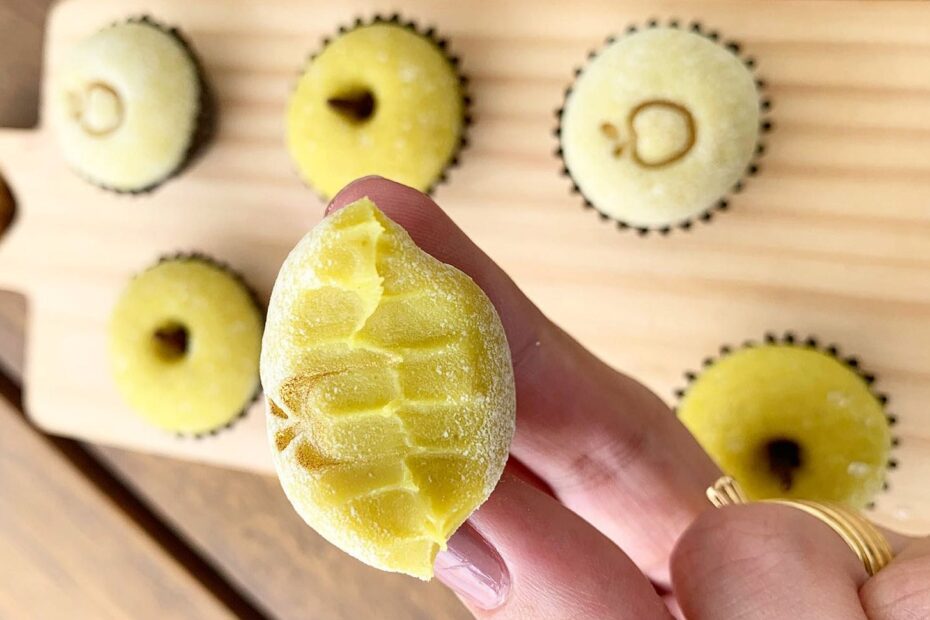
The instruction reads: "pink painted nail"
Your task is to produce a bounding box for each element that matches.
[434,523,511,610]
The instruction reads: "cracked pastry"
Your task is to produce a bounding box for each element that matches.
[261,198,515,579]
[108,256,263,434]
[286,18,468,198]
[678,341,892,508]
[52,18,207,192]
[559,25,762,229]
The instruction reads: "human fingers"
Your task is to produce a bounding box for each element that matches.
[434,469,671,619]
[860,535,930,619]
[328,176,719,583]
[671,503,876,620]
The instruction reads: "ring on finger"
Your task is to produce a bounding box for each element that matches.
[706,476,894,576]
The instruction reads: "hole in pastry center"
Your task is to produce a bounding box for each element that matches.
[327,89,377,123]
[69,81,124,137]
[152,321,189,362]
[627,99,696,168]
[765,438,803,491]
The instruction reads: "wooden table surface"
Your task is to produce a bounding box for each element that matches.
[0,3,468,617]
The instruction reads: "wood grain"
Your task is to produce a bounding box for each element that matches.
[0,397,235,619]
[0,4,467,617]
[0,6,247,618]
[0,287,465,618]
[90,445,469,620]
[0,0,928,536]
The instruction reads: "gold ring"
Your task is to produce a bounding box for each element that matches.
[707,476,893,576]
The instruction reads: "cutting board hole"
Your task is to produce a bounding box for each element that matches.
[0,171,17,239]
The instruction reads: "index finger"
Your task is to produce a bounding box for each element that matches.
[328,176,719,583]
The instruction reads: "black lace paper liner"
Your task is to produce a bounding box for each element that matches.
[554,18,773,236]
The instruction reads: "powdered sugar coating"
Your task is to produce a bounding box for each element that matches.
[261,198,515,579]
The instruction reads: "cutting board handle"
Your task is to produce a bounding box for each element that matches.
[0,127,33,155]
[0,127,34,192]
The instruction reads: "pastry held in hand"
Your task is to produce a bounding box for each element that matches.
[261,198,515,579]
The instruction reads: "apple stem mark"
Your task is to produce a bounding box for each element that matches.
[600,122,625,158]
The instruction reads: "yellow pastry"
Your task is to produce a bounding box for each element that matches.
[108,256,263,434]
[560,24,762,230]
[52,18,205,192]
[678,341,892,508]
[261,198,515,579]
[287,19,467,198]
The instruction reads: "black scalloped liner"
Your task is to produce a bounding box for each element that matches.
[75,15,217,195]
[138,252,266,439]
[292,13,472,199]
[554,18,773,236]
[673,331,899,510]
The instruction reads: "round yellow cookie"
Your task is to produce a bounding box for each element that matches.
[108,257,263,434]
[679,343,891,508]
[560,26,761,228]
[261,198,515,579]
[287,21,466,198]
[52,19,203,192]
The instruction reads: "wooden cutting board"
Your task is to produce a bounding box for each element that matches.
[0,0,928,535]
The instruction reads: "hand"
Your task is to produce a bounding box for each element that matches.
[327,177,929,619]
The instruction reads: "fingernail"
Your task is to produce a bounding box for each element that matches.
[434,523,511,610]
[325,176,386,215]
